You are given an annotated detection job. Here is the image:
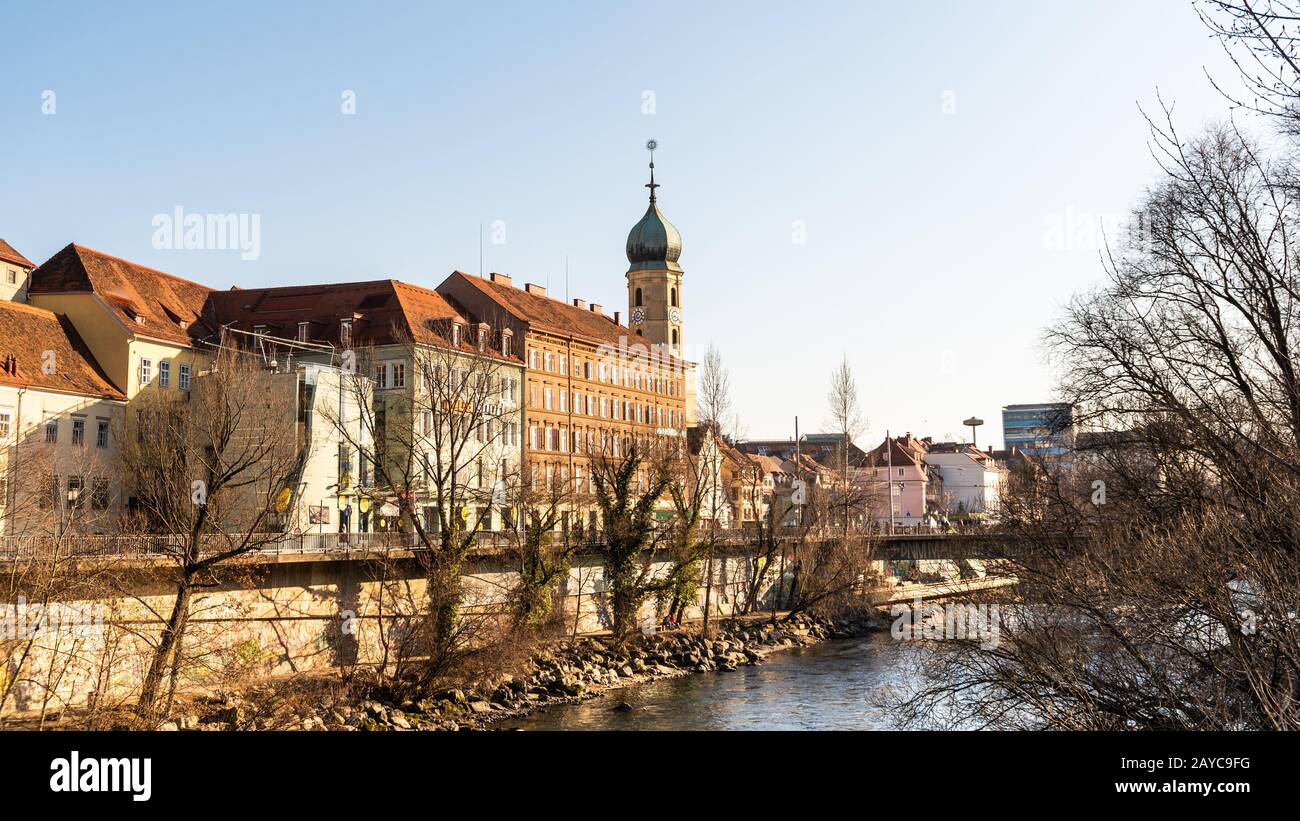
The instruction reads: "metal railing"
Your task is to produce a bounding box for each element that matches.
[0,525,983,563]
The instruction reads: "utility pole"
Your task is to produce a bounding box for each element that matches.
[886,429,896,536]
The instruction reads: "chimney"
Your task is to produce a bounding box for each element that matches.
[524,283,546,296]
[489,272,513,287]
[572,298,586,310]
[614,311,621,325]
[590,303,602,315]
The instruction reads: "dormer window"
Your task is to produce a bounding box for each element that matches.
[501,330,513,358]
[297,322,310,342]
[339,318,353,347]
[451,323,462,347]
[476,323,489,352]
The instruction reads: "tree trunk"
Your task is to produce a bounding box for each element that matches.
[138,580,193,721]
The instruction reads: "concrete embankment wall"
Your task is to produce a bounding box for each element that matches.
[0,549,967,716]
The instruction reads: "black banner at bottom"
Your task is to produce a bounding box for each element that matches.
[0,730,1283,810]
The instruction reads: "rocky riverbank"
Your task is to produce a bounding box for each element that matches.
[174,608,885,731]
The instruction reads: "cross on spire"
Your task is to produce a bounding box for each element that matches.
[645,139,659,204]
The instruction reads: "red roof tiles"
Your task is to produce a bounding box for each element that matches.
[199,278,522,362]
[0,239,33,269]
[27,244,212,345]
[441,271,646,352]
[0,301,125,400]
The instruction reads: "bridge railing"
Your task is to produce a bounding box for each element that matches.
[0,525,999,563]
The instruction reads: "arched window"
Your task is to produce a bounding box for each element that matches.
[635,287,643,307]
[671,329,679,346]
[670,287,678,307]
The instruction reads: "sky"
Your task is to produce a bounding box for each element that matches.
[0,0,1254,447]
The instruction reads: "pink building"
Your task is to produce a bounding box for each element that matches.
[861,434,939,528]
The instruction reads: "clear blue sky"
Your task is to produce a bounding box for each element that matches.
[1,1,1248,446]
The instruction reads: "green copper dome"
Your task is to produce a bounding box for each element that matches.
[626,159,683,273]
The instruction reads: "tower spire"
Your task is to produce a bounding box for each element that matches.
[645,139,659,204]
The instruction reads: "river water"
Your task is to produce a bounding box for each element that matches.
[500,634,932,731]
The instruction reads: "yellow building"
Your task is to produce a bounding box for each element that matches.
[24,244,213,441]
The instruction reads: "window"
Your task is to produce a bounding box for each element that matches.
[583,361,591,379]
[391,362,405,388]
[139,358,153,386]
[5,269,14,285]
[45,418,58,444]
[559,390,567,413]
[179,363,191,391]
[671,329,679,346]
[340,319,353,347]
[374,363,388,388]
[559,355,566,375]
[529,349,538,369]
[501,333,511,358]
[297,322,310,342]
[0,410,10,439]
[72,417,85,446]
[671,287,678,307]
[451,324,462,346]
[67,476,84,509]
[92,478,109,510]
[544,388,553,410]
[158,360,171,389]
[635,287,643,306]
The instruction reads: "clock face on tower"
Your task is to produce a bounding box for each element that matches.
[670,308,681,324]
[631,307,645,324]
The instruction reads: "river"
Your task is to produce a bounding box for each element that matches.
[500,634,933,731]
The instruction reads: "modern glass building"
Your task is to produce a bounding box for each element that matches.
[1001,403,1074,457]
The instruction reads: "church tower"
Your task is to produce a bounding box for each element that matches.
[625,145,684,357]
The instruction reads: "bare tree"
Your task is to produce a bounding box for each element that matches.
[824,355,868,535]
[899,39,1300,728]
[1,438,124,725]
[1198,0,1300,134]
[323,321,522,695]
[124,340,303,721]
[692,344,734,632]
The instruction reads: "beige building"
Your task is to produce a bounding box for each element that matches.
[0,239,34,303]
[0,300,127,537]
[438,271,690,528]
[200,279,525,534]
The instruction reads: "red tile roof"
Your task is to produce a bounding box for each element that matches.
[0,239,33,269]
[442,271,667,355]
[0,301,125,400]
[199,279,522,362]
[27,244,212,345]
